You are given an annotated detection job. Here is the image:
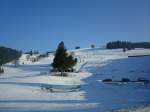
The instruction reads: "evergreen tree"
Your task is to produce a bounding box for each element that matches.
[75,46,80,49]
[91,44,95,48]
[52,41,77,76]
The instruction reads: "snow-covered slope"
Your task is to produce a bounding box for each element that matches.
[0,48,150,112]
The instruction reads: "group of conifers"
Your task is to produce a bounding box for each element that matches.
[0,47,21,73]
[0,41,77,76]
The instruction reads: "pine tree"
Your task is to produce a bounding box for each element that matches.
[91,44,95,48]
[52,41,77,76]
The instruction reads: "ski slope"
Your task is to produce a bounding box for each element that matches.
[0,48,150,112]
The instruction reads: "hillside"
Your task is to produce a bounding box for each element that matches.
[0,48,150,112]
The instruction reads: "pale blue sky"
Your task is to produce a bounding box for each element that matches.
[0,0,150,51]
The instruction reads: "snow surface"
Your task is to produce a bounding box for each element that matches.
[115,105,150,112]
[0,48,150,112]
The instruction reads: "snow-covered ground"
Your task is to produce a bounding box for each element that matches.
[114,105,150,112]
[0,48,150,112]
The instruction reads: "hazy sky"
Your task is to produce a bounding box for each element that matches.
[0,0,150,52]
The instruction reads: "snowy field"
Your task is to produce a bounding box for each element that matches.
[0,48,150,112]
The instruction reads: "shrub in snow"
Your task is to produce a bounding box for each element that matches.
[102,79,112,82]
[121,78,130,82]
[137,78,149,84]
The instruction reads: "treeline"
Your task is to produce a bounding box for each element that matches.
[0,46,22,73]
[106,41,150,49]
